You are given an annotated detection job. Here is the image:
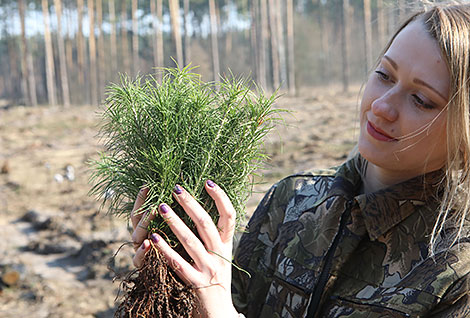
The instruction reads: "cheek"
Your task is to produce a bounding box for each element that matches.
[436,122,448,152]
[430,116,447,138]
[360,87,373,120]
[422,118,447,156]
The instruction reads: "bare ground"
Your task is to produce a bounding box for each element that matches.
[0,88,359,317]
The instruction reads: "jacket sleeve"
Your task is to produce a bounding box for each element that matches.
[428,274,470,318]
[231,183,279,317]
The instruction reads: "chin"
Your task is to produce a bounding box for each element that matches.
[357,134,378,162]
[357,138,397,169]
[358,138,446,177]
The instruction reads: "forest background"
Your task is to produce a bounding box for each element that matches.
[0,0,428,106]
[0,0,447,317]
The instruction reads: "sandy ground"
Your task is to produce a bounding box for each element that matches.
[0,87,359,317]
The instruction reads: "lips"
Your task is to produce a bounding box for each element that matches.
[367,121,397,142]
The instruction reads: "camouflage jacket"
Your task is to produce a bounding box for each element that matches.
[232,155,470,318]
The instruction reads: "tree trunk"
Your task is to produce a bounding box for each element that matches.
[65,7,74,87]
[388,2,395,41]
[225,30,232,60]
[19,0,28,104]
[150,0,157,68]
[132,0,139,75]
[150,0,163,74]
[96,0,105,96]
[208,0,220,83]
[77,0,86,98]
[121,0,130,75]
[318,1,330,84]
[276,0,287,89]
[225,0,234,61]
[169,0,183,67]
[241,0,249,38]
[398,0,405,25]
[6,38,19,101]
[286,0,296,95]
[377,0,386,49]
[26,45,38,106]
[109,0,118,78]
[250,1,259,83]
[42,0,57,106]
[363,0,372,73]
[268,0,280,90]
[7,38,21,101]
[156,0,164,81]
[88,0,98,105]
[183,0,191,66]
[259,0,268,89]
[341,0,350,93]
[54,0,71,107]
[18,0,32,105]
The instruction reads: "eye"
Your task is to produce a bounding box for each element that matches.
[412,94,435,110]
[375,70,390,81]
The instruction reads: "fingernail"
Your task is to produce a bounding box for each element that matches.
[141,240,149,249]
[159,203,170,214]
[150,233,159,243]
[174,185,183,194]
[206,179,216,188]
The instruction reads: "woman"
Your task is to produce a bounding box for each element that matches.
[131,4,470,317]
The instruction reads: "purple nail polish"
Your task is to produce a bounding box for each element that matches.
[159,203,170,214]
[206,179,216,188]
[150,233,159,243]
[174,185,183,194]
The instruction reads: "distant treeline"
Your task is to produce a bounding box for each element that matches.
[0,0,440,107]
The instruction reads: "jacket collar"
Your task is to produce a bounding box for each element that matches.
[337,154,444,240]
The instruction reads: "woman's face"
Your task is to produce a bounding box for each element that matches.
[358,20,450,180]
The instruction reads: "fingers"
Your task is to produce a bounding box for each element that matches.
[158,203,210,268]
[131,187,149,229]
[130,187,154,250]
[131,208,156,250]
[172,185,222,251]
[131,182,236,275]
[133,239,151,267]
[150,233,199,285]
[205,180,236,244]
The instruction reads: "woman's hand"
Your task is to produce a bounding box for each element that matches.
[130,180,239,318]
[131,186,154,267]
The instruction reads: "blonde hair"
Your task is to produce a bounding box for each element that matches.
[378,3,470,254]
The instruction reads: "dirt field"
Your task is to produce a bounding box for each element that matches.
[0,88,360,317]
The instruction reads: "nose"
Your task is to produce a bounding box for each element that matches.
[371,88,399,122]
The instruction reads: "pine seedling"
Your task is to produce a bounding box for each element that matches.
[90,66,283,317]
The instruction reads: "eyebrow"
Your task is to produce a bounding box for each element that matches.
[383,55,447,102]
[413,78,447,101]
[383,55,398,70]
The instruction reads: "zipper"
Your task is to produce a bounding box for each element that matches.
[305,199,353,318]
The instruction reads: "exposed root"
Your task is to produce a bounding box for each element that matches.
[115,245,197,318]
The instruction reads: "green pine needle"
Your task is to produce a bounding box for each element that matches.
[89,65,284,246]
